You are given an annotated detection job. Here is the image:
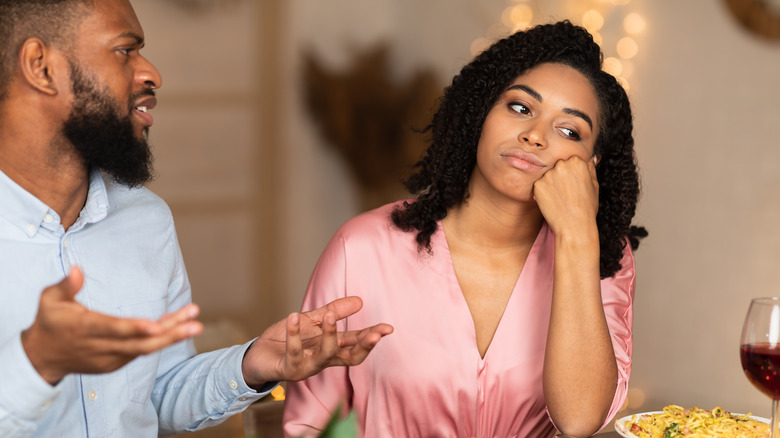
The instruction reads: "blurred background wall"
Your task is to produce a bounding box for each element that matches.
[130,0,780,432]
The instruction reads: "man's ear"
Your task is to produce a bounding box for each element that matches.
[18,38,63,96]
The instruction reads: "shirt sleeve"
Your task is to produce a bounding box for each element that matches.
[283,231,353,438]
[598,244,636,429]
[0,335,61,437]
[152,340,275,434]
[150,222,274,434]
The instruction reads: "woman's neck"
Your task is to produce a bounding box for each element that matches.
[442,193,544,252]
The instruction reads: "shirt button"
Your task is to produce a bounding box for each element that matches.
[239,397,247,402]
[26,224,35,234]
[62,239,69,248]
[43,213,53,223]
[88,390,97,400]
[228,380,238,390]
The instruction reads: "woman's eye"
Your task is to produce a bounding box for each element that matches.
[559,127,581,141]
[509,102,530,115]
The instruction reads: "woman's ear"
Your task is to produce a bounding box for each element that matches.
[18,38,61,96]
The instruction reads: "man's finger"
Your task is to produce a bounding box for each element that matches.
[285,313,303,369]
[102,320,203,356]
[82,312,162,339]
[338,323,394,348]
[315,311,339,363]
[307,296,363,321]
[338,331,383,365]
[155,304,200,333]
[335,324,393,365]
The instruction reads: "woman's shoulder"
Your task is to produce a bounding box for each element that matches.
[336,199,414,242]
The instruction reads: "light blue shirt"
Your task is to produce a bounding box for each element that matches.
[0,169,270,437]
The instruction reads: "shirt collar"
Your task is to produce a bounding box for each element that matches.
[0,168,110,236]
[79,168,109,226]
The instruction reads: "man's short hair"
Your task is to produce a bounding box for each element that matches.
[0,0,92,101]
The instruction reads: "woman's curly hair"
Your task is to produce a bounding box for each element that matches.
[391,20,646,279]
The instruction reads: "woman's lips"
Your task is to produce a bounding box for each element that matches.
[501,151,546,172]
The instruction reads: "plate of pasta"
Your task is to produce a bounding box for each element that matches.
[614,405,770,437]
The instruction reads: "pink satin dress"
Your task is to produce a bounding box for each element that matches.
[283,201,635,438]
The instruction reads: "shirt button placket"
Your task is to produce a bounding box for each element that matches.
[81,376,106,436]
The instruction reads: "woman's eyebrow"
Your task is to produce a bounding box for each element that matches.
[507,84,594,130]
[507,84,541,102]
[564,108,593,130]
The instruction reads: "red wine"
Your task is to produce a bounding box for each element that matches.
[741,343,780,399]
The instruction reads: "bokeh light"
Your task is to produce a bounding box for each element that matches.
[603,56,623,76]
[510,4,533,26]
[620,59,634,78]
[582,9,604,33]
[623,12,646,34]
[616,36,638,59]
[470,37,491,57]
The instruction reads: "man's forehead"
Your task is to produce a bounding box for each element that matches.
[76,0,144,44]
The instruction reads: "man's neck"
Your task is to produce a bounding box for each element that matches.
[0,136,90,231]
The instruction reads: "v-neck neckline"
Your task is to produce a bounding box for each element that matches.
[434,221,548,361]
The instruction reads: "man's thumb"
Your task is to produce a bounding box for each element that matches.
[48,266,84,300]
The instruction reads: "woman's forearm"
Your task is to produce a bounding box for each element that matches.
[543,227,617,437]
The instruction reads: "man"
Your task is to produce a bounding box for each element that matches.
[0,0,393,436]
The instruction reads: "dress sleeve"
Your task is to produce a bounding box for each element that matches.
[283,231,353,438]
[598,243,636,429]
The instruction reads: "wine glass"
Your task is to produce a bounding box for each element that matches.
[741,297,780,438]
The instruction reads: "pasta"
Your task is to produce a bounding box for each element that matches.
[617,405,769,438]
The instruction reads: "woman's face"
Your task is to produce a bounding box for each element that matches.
[471,62,600,203]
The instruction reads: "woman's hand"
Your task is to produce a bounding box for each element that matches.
[532,155,599,237]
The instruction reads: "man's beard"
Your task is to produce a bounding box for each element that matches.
[62,61,155,187]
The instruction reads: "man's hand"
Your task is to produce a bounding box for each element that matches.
[21,267,203,385]
[241,296,393,387]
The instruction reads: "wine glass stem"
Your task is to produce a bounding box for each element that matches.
[772,399,780,438]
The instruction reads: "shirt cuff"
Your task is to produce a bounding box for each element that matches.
[214,339,277,415]
[0,335,61,422]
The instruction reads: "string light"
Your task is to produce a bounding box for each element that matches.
[623,12,647,34]
[582,9,605,33]
[603,57,623,76]
[616,36,638,59]
[470,0,645,91]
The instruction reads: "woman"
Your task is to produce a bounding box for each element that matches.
[283,20,646,438]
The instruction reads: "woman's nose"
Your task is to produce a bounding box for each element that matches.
[519,123,546,149]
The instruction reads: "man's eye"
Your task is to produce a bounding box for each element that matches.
[118,48,134,56]
[509,102,530,115]
[559,127,581,141]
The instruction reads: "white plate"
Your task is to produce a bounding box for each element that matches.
[614,411,770,437]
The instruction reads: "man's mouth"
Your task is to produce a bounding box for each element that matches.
[132,97,156,127]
